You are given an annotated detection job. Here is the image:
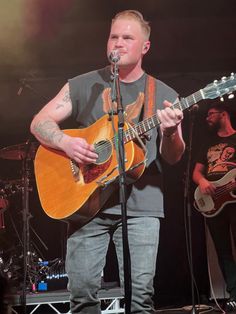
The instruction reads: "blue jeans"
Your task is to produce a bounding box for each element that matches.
[66,214,160,313]
[206,204,236,299]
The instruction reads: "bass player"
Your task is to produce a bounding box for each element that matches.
[193,102,236,312]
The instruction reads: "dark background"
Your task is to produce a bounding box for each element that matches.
[0,0,236,308]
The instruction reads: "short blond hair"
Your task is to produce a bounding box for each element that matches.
[112,10,151,40]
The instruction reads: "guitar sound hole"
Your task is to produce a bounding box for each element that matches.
[94,140,112,165]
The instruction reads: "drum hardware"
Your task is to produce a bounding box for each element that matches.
[0,179,24,231]
[0,186,9,230]
[0,140,48,310]
[0,246,43,290]
[0,180,23,198]
[0,142,39,161]
[0,207,6,230]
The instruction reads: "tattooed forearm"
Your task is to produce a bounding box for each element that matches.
[33,120,64,147]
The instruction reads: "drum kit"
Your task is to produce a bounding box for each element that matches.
[0,141,39,229]
[0,140,47,293]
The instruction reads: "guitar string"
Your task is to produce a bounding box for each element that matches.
[213,181,236,198]
[215,182,236,194]
[94,91,203,154]
[93,117,156,153]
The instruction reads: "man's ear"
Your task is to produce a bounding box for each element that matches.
[142,41,150,54]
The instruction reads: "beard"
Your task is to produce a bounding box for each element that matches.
[207,121,221,134]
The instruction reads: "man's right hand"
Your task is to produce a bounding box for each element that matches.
[198,177,216,196]
[62,135,98,164]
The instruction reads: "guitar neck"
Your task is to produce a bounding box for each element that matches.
[124,89,205,143]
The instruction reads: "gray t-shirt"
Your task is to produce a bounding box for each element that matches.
[68,66,178,218]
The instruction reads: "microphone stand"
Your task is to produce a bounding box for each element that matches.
[20,137,48,314]
[184,105,199,314]
[110,62,132,314]
[17,79,49,312]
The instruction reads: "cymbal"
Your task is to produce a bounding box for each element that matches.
[0,142,39,160]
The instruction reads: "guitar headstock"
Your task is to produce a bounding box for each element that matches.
[202,73,236,100]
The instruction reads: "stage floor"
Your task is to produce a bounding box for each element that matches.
[4,288,233,314]
[5,287,124,314]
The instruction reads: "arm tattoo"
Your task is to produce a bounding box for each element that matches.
[55,91,71,110]
[33,120,64,146]
[62,90,70,103]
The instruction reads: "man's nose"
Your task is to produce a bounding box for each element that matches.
[114,37,124,47]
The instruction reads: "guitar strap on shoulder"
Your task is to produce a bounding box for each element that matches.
[143,74,163,173]
[143,75,156,119]
[123,75,157,158]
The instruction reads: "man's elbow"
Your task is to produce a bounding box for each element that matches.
[30,118,36,136]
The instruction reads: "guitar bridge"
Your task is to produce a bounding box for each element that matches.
[70,160,80,182]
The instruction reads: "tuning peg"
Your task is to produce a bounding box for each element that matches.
[221,76,227,81]
[213,80,218,85]
[228,93,235,99]
[220,97,224,102]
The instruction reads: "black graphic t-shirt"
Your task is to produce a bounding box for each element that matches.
[197,133,236,181]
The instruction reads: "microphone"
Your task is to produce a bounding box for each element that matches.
[109,50,120,63]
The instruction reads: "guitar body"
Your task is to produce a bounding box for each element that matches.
[194,168,236,217]
[34,114,146,223]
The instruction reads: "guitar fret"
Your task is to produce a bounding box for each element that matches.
[139,124,144,134]
[142,121,147,132]
[199,89,205,99]
[125,129,132,142]
[150,116,155,127]
[148,118,154,129]
[190,95,195,106]
[152,115,160,127]
[144,120,147,129]
[187,95,194,106]
[178,99,187,110]
[192,93,197,104]
[196,90,203,102]
[174,102,182,111]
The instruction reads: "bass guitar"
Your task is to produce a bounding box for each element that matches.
[194,168,236,217]
[34,73,236,223]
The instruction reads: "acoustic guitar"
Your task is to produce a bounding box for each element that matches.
[34,73,236,224]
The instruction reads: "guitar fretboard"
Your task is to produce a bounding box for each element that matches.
[124,89,204,143]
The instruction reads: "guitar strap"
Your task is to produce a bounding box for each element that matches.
[143,74,156,119]
[143,74,163,173]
